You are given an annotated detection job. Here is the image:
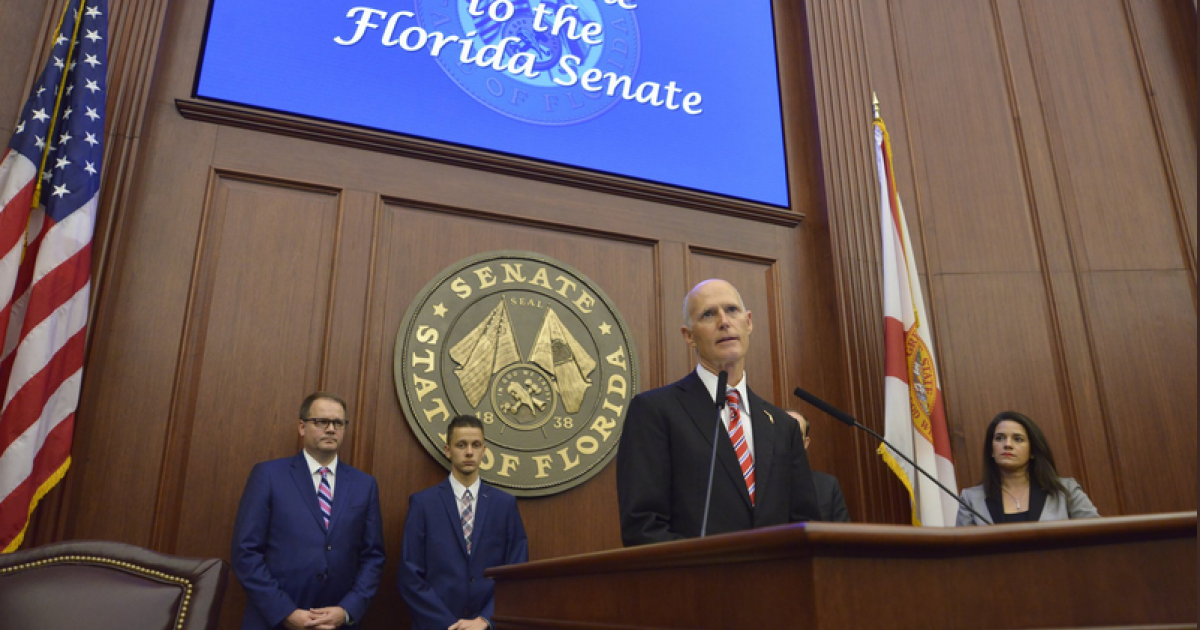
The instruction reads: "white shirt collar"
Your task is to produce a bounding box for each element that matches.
[449,474,481,500]
[696,364,749,407]
[695,364,755,459]
[302,450,338,476]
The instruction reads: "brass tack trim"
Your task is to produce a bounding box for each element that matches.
[0,554,198,630]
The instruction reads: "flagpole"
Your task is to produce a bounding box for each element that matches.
[31,0,89,210]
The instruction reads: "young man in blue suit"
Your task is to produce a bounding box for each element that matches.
[398,415,529,630]
[232,392,386,630]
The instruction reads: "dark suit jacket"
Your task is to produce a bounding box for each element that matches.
[231,453,385,630]
[616,371,821,546]
[812,470,850,522]
[398,479,529,630]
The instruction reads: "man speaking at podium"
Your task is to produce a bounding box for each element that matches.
[617,279,820,546]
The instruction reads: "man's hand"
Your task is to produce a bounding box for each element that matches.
[283,609,318,630]
[309,606,348,629]
[447,617,489,630]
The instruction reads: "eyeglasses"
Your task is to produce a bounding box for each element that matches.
[305,418,349,430]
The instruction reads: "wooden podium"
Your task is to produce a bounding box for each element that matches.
[489,512,1197,629]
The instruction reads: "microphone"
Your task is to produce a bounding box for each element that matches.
[792,386,854,427]
[700,370,729,537]
[714,369,728,410]
[792,386,992,525]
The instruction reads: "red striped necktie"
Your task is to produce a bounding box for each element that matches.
[725,390,756,505]
[318,467,333,529]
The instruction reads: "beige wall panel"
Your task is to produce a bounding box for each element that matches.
[1086,270,1197,513]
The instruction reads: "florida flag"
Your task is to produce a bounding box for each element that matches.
[874,116,958,526]
[0,0,107,551]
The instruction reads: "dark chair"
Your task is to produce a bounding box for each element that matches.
[0,539,228,630]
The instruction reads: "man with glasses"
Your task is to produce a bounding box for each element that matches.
[232,392,386,630]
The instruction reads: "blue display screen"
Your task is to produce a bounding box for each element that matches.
[195,0,789,207]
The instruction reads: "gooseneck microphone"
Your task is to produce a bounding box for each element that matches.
[699,370,729,537]
[792,386,991,525]
[714,370,729,411]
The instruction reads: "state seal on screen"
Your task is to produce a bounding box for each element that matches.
[395,251,638,496]
[415,0,641,125]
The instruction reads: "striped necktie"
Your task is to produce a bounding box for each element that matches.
[460,489,474,554]
[317,467,333,529]
[726,390,756,505]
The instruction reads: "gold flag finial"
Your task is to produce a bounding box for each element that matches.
[872,92,881,119]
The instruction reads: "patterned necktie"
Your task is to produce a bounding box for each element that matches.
[317,467,333,529]
[726,390,756,505]
[460,489,474,554]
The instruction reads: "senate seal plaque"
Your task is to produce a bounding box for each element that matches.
[395,251,637,497]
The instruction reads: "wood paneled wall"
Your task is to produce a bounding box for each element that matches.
[0,1,1193,629]
[820,0,1196,517]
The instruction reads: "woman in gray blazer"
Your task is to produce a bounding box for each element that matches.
[957,411,1099,526]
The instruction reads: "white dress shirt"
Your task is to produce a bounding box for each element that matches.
[448,474,481,529]
[302,450,338,495]
[696,365,755,460]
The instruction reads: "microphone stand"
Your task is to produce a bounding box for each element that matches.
[699,370,728,537]
[793,386,992,525]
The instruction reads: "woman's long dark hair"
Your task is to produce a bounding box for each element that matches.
[982,411,1066,500]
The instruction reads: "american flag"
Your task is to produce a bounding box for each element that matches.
[0,0,107,552]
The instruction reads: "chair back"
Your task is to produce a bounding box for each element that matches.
[0,539,228,630]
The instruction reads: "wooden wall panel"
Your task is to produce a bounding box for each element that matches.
[167,175,346,630]
[685,250,782,404]
[1027,1,1187,272]
[936,274,1097,504]
[804,0,913,525]
[57,110,218,549]
[1127,0,1197,269]
[893,0,1041,276]
[984,1,1121,509]
[368,204,658,549]
[172,174,342,558]
[0,0,52,135]
[857,0,1195,520]
[0,0,1189,628]
[1087,271,1197,513]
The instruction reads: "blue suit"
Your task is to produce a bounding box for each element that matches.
[232,453,386,629]
[398,480,528,630]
